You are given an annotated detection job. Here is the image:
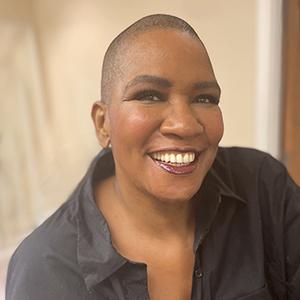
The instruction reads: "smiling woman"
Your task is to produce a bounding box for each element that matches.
[5,14,300,300]
[93,27,223,209]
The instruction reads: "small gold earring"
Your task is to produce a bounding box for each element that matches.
[104,138,111,149]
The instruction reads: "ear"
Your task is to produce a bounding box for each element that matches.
[91,101,111,148]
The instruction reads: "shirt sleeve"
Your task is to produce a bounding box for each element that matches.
[283,170,300,298]
[259,154,300,299]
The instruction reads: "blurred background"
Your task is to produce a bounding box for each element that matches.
[0,0,299,298]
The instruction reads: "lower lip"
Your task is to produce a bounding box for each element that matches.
[152,155,200,175]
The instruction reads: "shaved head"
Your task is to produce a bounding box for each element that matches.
[100,14,208,103]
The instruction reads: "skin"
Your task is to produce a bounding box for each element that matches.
[92,29,224,300]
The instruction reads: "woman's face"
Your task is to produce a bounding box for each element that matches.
[105,29,224,203]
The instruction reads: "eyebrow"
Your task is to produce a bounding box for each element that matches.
[124,75,172,91]
[124,74,221,93]
[193,81,221,94]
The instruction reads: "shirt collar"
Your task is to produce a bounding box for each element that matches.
[76,148,245,291]
[192,158,246,251]
[77,149,127,291]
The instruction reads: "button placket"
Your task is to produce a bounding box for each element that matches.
[191,244,204,299]
[194,268,203,279]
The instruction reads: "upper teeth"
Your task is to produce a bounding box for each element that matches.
[152,152,196,164]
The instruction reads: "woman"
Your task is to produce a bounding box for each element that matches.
[6,14,300,300]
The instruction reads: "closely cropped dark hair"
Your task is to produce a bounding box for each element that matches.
[100,14,203,103]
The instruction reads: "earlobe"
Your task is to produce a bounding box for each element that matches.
[91,101,111,148]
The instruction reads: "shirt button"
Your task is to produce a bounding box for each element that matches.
[194,269,203,278]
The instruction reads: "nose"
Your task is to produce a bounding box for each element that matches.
[160,100,204,139]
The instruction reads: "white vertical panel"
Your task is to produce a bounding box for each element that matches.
[255,0,283,158]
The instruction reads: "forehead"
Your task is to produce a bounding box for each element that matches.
[118,29,215,85]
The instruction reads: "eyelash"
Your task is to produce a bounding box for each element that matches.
[193,95,219,105]
[133,90,164,102]
[129,90,219,105]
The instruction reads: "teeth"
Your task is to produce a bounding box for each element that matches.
[151,151,197,164]
[176,154,183,163]
[170,154,176,163]
[165,154,169,162]
[183,153,189,163]
[190,153,195,161]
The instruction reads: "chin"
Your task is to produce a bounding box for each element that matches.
[151,183,202,204]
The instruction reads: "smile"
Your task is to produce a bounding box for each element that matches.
[149,150,200,175]
[151,151,196,165]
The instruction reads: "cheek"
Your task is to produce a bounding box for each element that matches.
[202,108,224,144]
[109,105,160,145]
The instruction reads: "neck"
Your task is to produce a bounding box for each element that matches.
[96,174,196,242]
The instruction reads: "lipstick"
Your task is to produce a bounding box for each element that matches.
[153,156,199,175]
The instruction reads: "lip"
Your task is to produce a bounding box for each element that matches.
[149,150,202,175]
[148,147,201,154]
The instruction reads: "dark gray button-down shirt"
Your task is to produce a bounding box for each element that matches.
[6,147,300,299]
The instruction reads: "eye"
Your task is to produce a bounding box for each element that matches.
[193,95,219,105]
[133,90,163,102]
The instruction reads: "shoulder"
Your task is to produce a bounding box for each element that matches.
[14,198,78,258]
[6,199,86,300]
[216,146,287,181]
[213,147,296,202]
[217,146,280,168]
